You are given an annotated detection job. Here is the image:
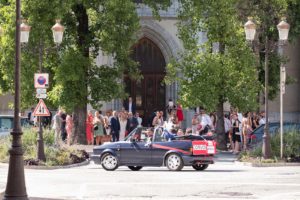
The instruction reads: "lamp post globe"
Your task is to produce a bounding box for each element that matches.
[244,17,256,41]
[277,17,290,41]
[51,19,64,44]
[20,20,31,43]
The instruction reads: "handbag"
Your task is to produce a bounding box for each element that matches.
[93,124,98,131]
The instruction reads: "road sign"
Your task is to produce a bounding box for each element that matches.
[33,99,50,116]
[34,73,49,88]
[36,93,47,99]
[36,88,47,94]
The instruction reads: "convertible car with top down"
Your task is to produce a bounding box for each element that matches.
[91,127,217,171]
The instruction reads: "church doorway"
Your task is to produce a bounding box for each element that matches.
[124,37,166,126]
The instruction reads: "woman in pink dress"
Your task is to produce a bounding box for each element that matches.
[66,114,73,145]
[86,111,94,145]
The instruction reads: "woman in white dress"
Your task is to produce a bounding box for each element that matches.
[119,112,128,141]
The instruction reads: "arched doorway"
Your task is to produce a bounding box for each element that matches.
[124,37,166,126]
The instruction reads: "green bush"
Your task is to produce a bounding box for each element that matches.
[0,128,87,166]
[243,129,300,161]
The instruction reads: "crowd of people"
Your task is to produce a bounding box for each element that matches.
[189,109,266,154]
[26,96,266,153]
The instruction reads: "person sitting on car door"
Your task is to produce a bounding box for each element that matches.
[199,109,213,135]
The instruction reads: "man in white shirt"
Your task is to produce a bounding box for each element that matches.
[199,109,212,135]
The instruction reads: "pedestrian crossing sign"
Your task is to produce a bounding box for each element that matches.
[33,99,51,116]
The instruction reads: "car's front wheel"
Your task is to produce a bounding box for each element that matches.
[101,153,119,171]
[166,153,184,171]
[192,163,209,171]
[128,166,143,171]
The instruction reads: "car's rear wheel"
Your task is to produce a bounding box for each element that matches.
[101,153,119,171]
[166,153,184,171]
[128,166,143,171]
[192,163,209,171]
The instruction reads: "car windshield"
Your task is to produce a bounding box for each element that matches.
[125,127,153,143]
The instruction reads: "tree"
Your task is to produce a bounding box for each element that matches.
[0,0,171,144]
[166,0,260,149]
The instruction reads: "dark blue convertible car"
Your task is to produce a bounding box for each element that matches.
[91,127,216,171]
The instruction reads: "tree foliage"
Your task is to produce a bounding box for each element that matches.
[0,0,171,144]
[167,0,260,112]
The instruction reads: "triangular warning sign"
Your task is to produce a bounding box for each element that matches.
[33,99,51,116]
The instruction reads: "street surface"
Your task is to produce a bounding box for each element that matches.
[0,152,300,200]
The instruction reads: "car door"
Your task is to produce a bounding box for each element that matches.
[120,128,152,165]
[151,128,168,165]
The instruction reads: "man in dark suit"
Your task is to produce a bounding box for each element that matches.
[110,111,120,142]
[126,112,138,133]
[123,96,136,115]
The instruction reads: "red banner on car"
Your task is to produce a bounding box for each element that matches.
[192,140,216,155]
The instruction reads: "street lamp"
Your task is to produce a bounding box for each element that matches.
[244,17,256,41]
[4,0,28,199]
[52,19,64,44]
[277,17,290,159]
[3,1,64,197]
[20,20,31,43]
[244,17,290,159]
[20,19,64,162]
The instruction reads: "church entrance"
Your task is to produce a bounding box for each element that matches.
[124,37,166,126]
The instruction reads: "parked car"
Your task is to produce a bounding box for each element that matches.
[91,127,217,171]
[0,115,29,137]
[250,122,300,144]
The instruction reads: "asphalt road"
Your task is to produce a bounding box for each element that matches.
[0,152,300,200]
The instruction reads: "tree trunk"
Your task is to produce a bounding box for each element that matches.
[72,105,87,144]
[71,4,89,144]
[215,101,227,150]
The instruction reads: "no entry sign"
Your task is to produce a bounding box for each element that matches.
[34,73,49,88]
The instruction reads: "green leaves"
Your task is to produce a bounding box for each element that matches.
[167,0,261,112]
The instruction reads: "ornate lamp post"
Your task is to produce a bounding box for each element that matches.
[277,17,290,159]
[3,1,64,197]
[20,19,64,162]
[244,17,290,159]
[4,0,28,199]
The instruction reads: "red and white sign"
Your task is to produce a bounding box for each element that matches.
[192,140,216,155]
[34,73,49,88]
[33,99,50,116]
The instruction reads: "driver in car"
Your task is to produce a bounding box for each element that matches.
[146,128,154,143]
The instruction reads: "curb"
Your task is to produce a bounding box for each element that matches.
[0,159,90,170]
[235,161,300,167]
[24,159,90,170]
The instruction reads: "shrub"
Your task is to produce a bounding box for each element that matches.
[0,127,87,166]
[244,129,300,161]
